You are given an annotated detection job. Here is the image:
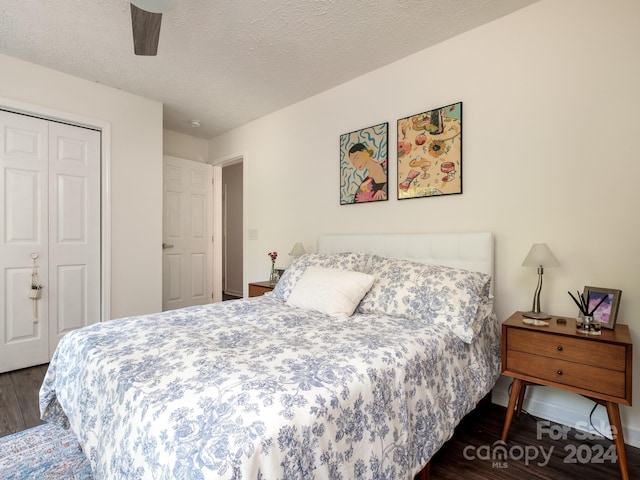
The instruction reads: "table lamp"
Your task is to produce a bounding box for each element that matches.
[521,243,560,319]
[289,242,306,257]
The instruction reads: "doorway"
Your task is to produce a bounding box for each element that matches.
[222,162,243,298]
[212,155,244,301]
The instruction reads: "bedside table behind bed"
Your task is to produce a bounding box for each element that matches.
[500,311,633,480]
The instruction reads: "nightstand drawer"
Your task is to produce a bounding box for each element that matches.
[507,328,626,371]
[507,350,626,398]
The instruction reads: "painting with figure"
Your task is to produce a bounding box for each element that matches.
[340,122,388,205]
[397,102,462,199]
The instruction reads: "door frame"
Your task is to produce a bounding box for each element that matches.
[0,96,112,321]
[211,152,246,299]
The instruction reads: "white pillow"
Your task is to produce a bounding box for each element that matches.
[286,266,375,318]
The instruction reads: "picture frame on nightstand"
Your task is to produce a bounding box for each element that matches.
[583,286,622,329]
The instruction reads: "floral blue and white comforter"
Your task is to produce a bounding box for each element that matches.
[40,296,501,480]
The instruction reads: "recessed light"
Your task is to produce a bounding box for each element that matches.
[190,120,202,128]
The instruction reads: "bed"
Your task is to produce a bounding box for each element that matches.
[40,232,501,479]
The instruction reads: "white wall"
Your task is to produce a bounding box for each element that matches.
[163,129,209,163]
[0,53,163,318]
[209,0,640,446]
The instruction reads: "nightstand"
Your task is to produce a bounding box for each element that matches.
[248,281,275,297]
[501,311,633,480]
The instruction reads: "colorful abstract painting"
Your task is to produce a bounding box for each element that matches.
[397,102,462,199]
[340,122,388,205]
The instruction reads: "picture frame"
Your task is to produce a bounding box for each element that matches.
[583,286,622,329]
[397,102,462,200]
[339,122,388,205]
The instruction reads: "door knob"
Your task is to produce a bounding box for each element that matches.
[162,243,174,249]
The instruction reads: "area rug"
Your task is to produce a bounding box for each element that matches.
[0,423,92,479]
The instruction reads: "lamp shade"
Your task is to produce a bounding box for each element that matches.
[130,0,176,13]
[289,242,306,257]
[521,243,560,268]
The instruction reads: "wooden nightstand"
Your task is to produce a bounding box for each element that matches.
[501,311,633,480]
[248,281,275,297]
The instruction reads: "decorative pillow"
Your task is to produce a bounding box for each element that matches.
[286,266,375,318]
[358,255,492,343]
[271,252,369,302]
[471,294,495,337]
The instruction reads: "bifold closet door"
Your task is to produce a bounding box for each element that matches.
[0,110,100,373]
[0,112,50,372]
[47,121,100,356]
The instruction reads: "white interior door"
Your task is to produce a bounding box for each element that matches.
[0,112,50,371]
[48,122,101,354]
[0,111,100,373]
[163,156,214,311]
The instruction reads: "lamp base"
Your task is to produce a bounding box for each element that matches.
[523,310,551,320]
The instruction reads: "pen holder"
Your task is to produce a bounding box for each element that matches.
[576,314,601,335]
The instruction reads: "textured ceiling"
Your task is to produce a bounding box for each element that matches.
[0,0,539,139]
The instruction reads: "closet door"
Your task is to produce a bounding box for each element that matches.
[0,111,101,373]
[48,122,101,354]
[0,111,50,372]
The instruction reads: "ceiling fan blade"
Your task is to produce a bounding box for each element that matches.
[130,3,162,56]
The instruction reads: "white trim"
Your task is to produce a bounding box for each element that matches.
[0,96,112,322]
[222,182,228,294]
[224,288,243,298]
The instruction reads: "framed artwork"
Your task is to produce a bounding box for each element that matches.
[397,102,462,199]
[583,286,622,329]
[340,122,388,205]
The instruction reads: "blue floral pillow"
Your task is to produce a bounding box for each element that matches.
[357,255,491,343]
[271,252,370,302]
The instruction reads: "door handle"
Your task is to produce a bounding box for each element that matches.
[162,243,174,249]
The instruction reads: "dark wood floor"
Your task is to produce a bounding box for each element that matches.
[430,401,640,479]
[0,364,48,438]
[2,365,638,479]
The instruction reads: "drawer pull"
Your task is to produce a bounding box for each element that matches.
[557,346,563,351]
[557,370,563,375]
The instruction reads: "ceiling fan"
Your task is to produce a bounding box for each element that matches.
[130,0,176,56]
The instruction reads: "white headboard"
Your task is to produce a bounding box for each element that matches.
[318,232,494,280]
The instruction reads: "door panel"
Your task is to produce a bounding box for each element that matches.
[57,174,87,242]
[166,253,182,302]
[56,264,86,333]
[163,156,213,311]
[191,253,205,297]
[5,169,41,242]
[5,268,38,339]
[0,112,50,372]
[48,122,100,354]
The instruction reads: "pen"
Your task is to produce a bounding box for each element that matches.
[568,291,586,315]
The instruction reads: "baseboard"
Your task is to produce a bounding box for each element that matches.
[224,289,242,298]
[493,378,640,449]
